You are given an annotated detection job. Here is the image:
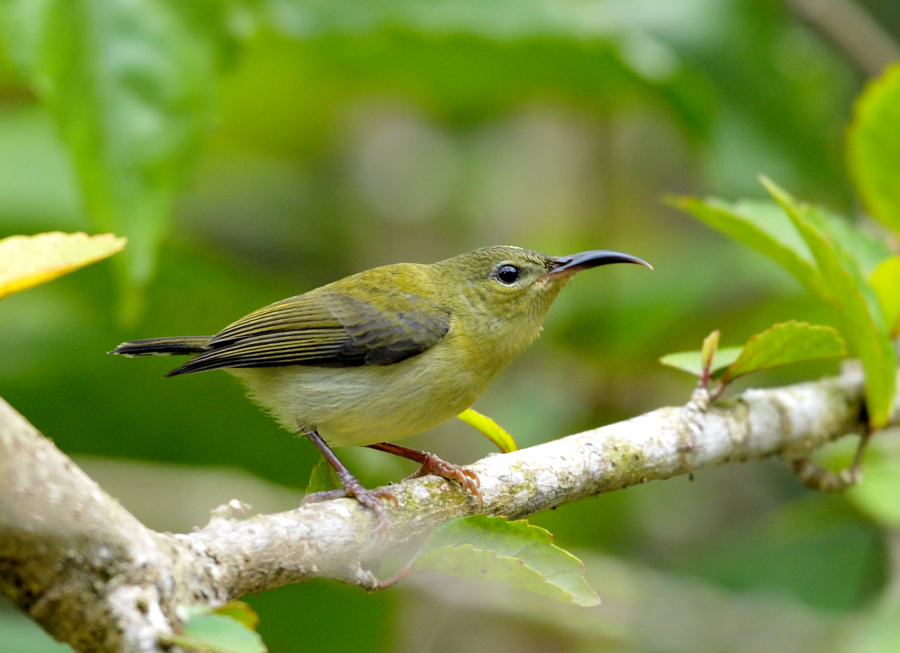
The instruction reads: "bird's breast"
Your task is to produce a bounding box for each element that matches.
[229,337,500,448]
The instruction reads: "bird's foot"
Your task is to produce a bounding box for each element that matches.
[302,481,399,533]
[368,442,483,507]
[301,428,399,533]
[408,454,482,508]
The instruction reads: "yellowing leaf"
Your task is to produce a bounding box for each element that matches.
[457,408,518,453]
[0,232,126,300]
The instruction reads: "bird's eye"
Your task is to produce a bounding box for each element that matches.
[495,264,520,285]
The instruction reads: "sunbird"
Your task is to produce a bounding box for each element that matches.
[112,246,650,526]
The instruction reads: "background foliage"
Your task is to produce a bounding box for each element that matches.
[1,1,899,651]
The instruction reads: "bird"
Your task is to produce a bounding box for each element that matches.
[111,246,650,527]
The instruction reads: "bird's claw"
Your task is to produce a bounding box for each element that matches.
[302,483,398,533]
[409,453,483,507]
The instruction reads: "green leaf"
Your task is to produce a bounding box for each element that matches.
[412,515,599,607]
[870,257,900,338]
[813,207,892,277]
[457,408,518,453]
[672,196,825,298]
[0,1,232,318]
[849,596,900,653]
[251,0,714,136]
[166,608,266,653]
[722,322,846,382]
[305,455,342,495]
[848,453,900,528]
[213,602,260,632]
[659,346,742,379]
[848,63,900,234]
[762,177,896,428]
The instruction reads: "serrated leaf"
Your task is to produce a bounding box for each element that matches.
[0,0,232,318]
[848,63,900,234]
[671,196,825,298]
[0,232,125,300]
[870,257,900,338]
[167,612,266,653]
[214,602,259,632]
[722,322,846,382]
[412,515,599,607]
[659,347,742,379]
[457,408,518,453]
[305,455,342,495]
[762,177,896,428]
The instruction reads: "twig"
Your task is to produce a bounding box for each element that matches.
[789,0,900,76]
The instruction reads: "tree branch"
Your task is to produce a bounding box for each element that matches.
[788,0,900,77]
[1,365,894,652]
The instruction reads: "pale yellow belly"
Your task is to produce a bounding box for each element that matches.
[228,350,493,447]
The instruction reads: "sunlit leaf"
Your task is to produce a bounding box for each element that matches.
[305,455,342,495]
[457,408,518,453]
[870,257,900,338]
[659,346,742,379]
[722,322,845,382]
[762,177,896,428]
[848,63,900,234]
[166,607,266,653]
[0,232,125,300]
[672,196,825,298]
[412,515,599,607]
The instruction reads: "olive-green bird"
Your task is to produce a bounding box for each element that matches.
[112,246,650,526]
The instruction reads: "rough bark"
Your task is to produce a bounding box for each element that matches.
[0,365,894,652]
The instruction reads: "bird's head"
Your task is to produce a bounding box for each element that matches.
[435,245,651,357]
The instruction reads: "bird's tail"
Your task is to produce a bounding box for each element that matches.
[110,336,212,357]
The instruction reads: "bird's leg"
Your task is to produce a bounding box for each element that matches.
[301,429,398,531]
[368,442,482,507]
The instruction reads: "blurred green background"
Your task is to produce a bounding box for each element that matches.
[1,1,899,651]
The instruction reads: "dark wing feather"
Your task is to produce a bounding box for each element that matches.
[167,285,450,376]
[324,292,452,365]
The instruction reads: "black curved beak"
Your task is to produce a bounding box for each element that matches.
[543,250,652,278]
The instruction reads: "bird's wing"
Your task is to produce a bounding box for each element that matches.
[166,288,451,376]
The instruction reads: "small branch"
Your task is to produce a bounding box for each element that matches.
[0,365,894,652]
[788,0,900,77]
